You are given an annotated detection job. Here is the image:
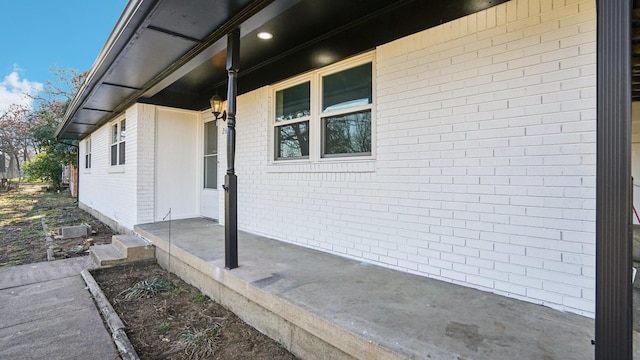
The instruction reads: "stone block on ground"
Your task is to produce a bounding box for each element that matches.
[60,224,91,240]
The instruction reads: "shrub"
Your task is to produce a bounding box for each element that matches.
[23,152,63,190]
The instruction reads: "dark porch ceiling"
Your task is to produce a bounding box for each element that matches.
[57,0,509,140]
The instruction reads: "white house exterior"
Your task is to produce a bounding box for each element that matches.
[74,0,600,318]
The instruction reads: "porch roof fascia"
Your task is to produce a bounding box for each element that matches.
[55,0,274,141]
[54,0,156,140]
[56,0,514,141]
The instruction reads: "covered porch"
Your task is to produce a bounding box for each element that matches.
[55,0,639,356]
[135,217,603,359]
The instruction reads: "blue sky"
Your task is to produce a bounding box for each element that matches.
[0,0,128,110]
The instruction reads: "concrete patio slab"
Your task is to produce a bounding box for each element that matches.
[136,218,608,360]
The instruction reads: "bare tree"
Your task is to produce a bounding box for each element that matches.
[0,104,33,177]
[0,67,87,181]
[31,67,87,120]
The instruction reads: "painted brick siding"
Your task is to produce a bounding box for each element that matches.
[136,104,156,224]
[79,105,144,231]
[232,0,596,316]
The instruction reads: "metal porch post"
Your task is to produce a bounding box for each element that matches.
[225,28,240,269]
[596,0,633,358]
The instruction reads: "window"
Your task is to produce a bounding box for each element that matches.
[273,55,373,161]
[110,119,126,166]
[275,82,310,159]
[321,63,372,157]
[204,120,218,189]
[85,137,91,169]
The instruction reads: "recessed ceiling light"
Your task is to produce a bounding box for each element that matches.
[257,32,273,40]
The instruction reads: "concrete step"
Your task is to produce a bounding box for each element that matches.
[112,234,155,262]
[90,244,127,266]
[90,235,155,267]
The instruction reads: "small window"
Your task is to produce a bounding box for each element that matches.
[85,137,91,169]
[274,82,310,159]
[110,119,126,166]
[204,120,218,189]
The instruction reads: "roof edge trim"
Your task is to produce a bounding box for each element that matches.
[55,0,160,140]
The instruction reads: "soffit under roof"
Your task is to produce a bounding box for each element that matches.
[57,0,509,140]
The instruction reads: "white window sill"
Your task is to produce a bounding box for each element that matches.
[266,159,375,173]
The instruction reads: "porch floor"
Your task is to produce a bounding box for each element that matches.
[135,218,601,359]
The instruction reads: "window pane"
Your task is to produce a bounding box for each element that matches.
[111,124,118,144]
[120,120,126,141]
[275,82,310,122]
[111,144,117,165]
[323,110,371,156]
[276,121,309,159]
[204,155,217,189]
[205,121,218,155]
[119,142,126,165]
[322,63,372,112]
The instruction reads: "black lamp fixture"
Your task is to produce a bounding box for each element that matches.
[210,94,227,121]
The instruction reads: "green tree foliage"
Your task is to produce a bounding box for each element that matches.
[23,68,87,189]
[23,152,63,189]
[31,107,77,166]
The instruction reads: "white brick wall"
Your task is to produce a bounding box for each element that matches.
[231,0,596,316]
[77,0,597,317]
[79,104,151,231]
[136,104,156,224]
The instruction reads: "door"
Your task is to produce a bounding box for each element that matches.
[200,117,219,219]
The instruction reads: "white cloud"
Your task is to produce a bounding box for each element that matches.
[0,70,44,112]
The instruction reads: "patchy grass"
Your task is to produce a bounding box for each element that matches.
[0,183,114,267]
[119,277,175,300]
[159,322,174,333]
[172,325,223,358]
[192,293,207,303]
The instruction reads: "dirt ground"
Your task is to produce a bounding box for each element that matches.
[92,263,298,360]
[0,183,113,266]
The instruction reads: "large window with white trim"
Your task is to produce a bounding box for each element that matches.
[273,54,373,161]
[110,119,126,166]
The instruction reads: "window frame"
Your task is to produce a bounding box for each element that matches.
[110,118,126,167]
[272,76,313,161]
[270,52,375,163]
[203,119,219,190]
[84,137,92,169]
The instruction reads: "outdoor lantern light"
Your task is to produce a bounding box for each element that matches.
[210,94,227,121]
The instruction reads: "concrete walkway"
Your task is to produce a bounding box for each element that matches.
[0,257,119,360]
[136,218,607,360]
